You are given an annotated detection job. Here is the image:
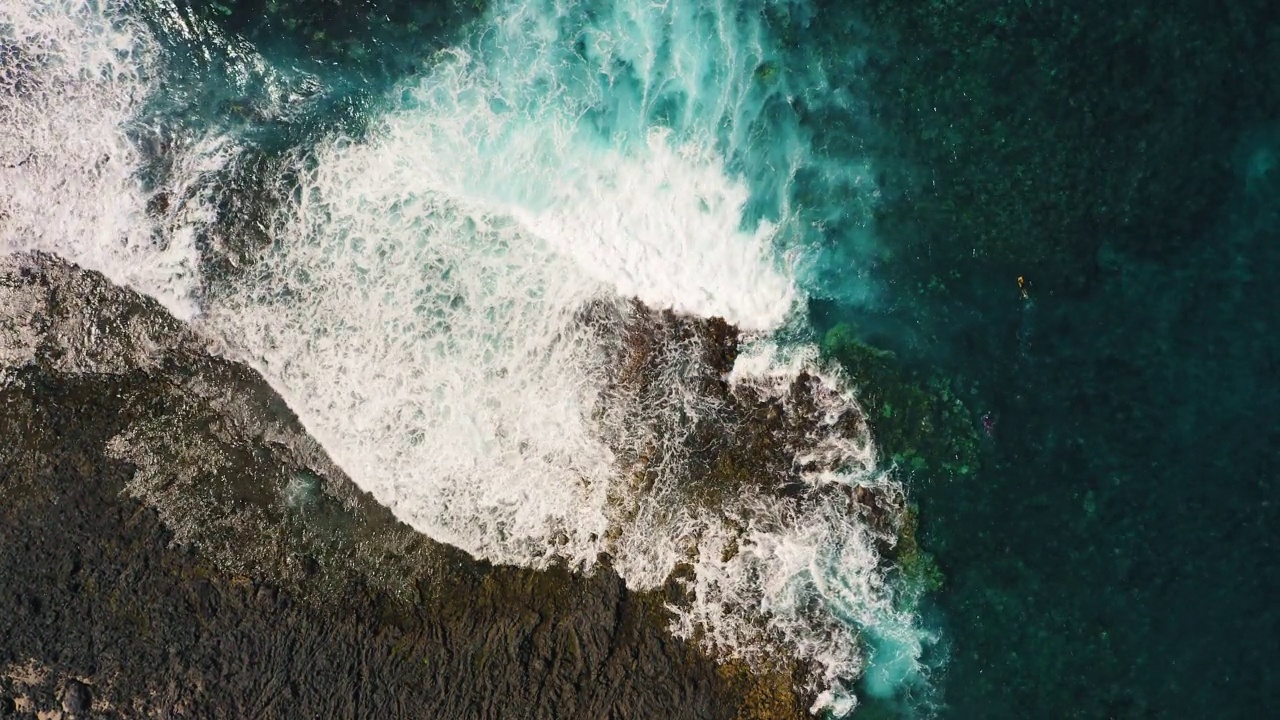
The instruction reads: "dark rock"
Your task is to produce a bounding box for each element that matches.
[0,697,14,715]
[254,585,278,609]
[61,679,90,714]
[0,252,807,719]
[588,299,890,534]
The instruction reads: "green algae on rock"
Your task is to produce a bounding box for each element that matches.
[821,323,980,483]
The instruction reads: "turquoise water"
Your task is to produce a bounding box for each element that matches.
[4,0,1277,717]
[135,0,888,308]
[2,0,931,715]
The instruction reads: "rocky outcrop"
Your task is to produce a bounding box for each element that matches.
[0,252,807,719]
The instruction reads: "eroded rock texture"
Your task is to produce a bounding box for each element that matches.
[0,253,806,719]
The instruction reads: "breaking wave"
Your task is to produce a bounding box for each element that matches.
[1,0,934,713]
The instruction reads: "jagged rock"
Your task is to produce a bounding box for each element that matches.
[0,252,808,719]
[60,679,90,714]
[588,299,895,545]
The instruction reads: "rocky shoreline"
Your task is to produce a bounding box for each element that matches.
[0,253,809,719]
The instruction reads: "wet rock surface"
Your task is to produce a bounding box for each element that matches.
[0,253,807,719]
[60,680,90,714]
[589,299,891,530]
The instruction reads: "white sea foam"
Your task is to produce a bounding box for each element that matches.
[361,2,801,331]
[205,131,622,560]
[0,0,206,318]
[0,0,932,712]
[513,128,796,332]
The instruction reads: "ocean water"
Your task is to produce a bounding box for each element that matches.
[9,1,1275,718]
[0,0,932,715]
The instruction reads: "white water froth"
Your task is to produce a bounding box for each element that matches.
[514,128,795,332]
[383,0,800,331]
[0,0,931,711]
[209,131,621,559]
[0,0,211,318]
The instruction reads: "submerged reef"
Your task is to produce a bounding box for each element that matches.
[791,2,1280,716]
[817,323,965,613]
[0,253,810,719]
[820,323,979,483]
[838,0,1280,294]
